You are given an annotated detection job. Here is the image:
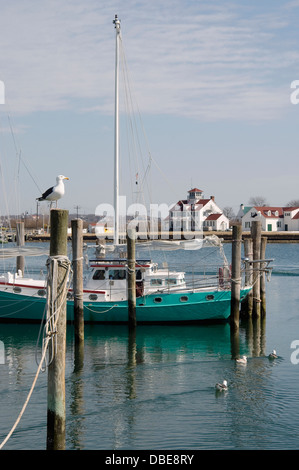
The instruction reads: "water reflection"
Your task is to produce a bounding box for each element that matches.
[0,315,276,450]
[127,329,137,400]
[240,315,267,357]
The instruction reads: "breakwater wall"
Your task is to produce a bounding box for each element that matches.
[26,230,299,243]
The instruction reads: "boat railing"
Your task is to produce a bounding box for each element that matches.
[242,258,274,287]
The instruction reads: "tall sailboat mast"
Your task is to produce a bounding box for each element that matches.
[113,14,121,245]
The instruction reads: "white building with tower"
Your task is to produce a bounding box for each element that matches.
[164,188,229,233]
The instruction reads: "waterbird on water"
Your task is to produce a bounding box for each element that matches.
[235,355,247,364]
[215,380,228,391]
[36,175,69,207]
[268,349,278,359]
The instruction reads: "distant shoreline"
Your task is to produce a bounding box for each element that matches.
[25,230,299,243]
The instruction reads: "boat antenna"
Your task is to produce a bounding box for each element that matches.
[113,14,121,245]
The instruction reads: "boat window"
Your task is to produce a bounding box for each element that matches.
[37,289,46,296]
[13,287,22,293]
[136,269,142,280]
[92,269,105,280]
[89,294,98,301]
[108,269,126,280]
[206,294,214,300]
[180,295,189,302]
[165,278,177,285]
[150,279,163,286]
[154,297,163,303]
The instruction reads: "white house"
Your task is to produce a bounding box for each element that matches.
[239,204,299,232]
[204,213,230,231]
[164,188,229,233]
[282,207,299,231]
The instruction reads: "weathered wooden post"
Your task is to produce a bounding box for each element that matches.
[230,225,242,331]
[47,209,69,451]
[260,236,267,316]
[16,221,25,275]
[242,238,253,316]
[251,220,262,317]
[71,219,84,350]
[127,227,136,329]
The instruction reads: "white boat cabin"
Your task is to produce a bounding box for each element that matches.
[86,258,186,301]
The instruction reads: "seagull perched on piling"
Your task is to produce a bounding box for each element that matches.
[36,175,69,207]
[215,380,228,392]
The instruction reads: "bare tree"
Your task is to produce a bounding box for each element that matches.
[285,199,299,207]
[223,206,235,220]
[248,196,269,207]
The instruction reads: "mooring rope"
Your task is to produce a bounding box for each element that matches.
[0,255,72,450]
[40,255,72,369]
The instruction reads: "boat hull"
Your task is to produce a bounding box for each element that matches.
[0,287,251,324]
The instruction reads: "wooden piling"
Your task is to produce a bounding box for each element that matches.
[260,236,267,316]
[16,221,25,275]
[230,225,242,331]
[71,219,84,349]
[127,227,136,329]
[47,209,69,451]
[242,238,253,316]
[251,220,262,317]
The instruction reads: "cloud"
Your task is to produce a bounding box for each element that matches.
[0,0,297,121]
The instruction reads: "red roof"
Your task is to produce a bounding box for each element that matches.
[169,200,187,211]
[283,207,299,211]
[171,198,211,211]
[292,211,299,220]
[188,188,203,193]
[206,213,222,220]
[196,199,210,206]
[253,207,283,218]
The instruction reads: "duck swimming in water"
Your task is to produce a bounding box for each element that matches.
[215,380,228,391]
[235,355,247,364]
[268,349,278,359]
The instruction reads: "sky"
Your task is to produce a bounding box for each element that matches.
[0,0,299,219]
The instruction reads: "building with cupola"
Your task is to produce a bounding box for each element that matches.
[164,188,229,233]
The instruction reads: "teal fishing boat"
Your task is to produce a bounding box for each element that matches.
[0,246,253,323]
[0,286,252,323]
[0,256,252,323]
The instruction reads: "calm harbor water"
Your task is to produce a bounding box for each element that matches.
[0,242,299,450]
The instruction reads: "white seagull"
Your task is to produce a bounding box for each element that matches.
[235,355,247,364]
[268,349,278,359]
[215,380,228,392]
[37,175,69,207]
